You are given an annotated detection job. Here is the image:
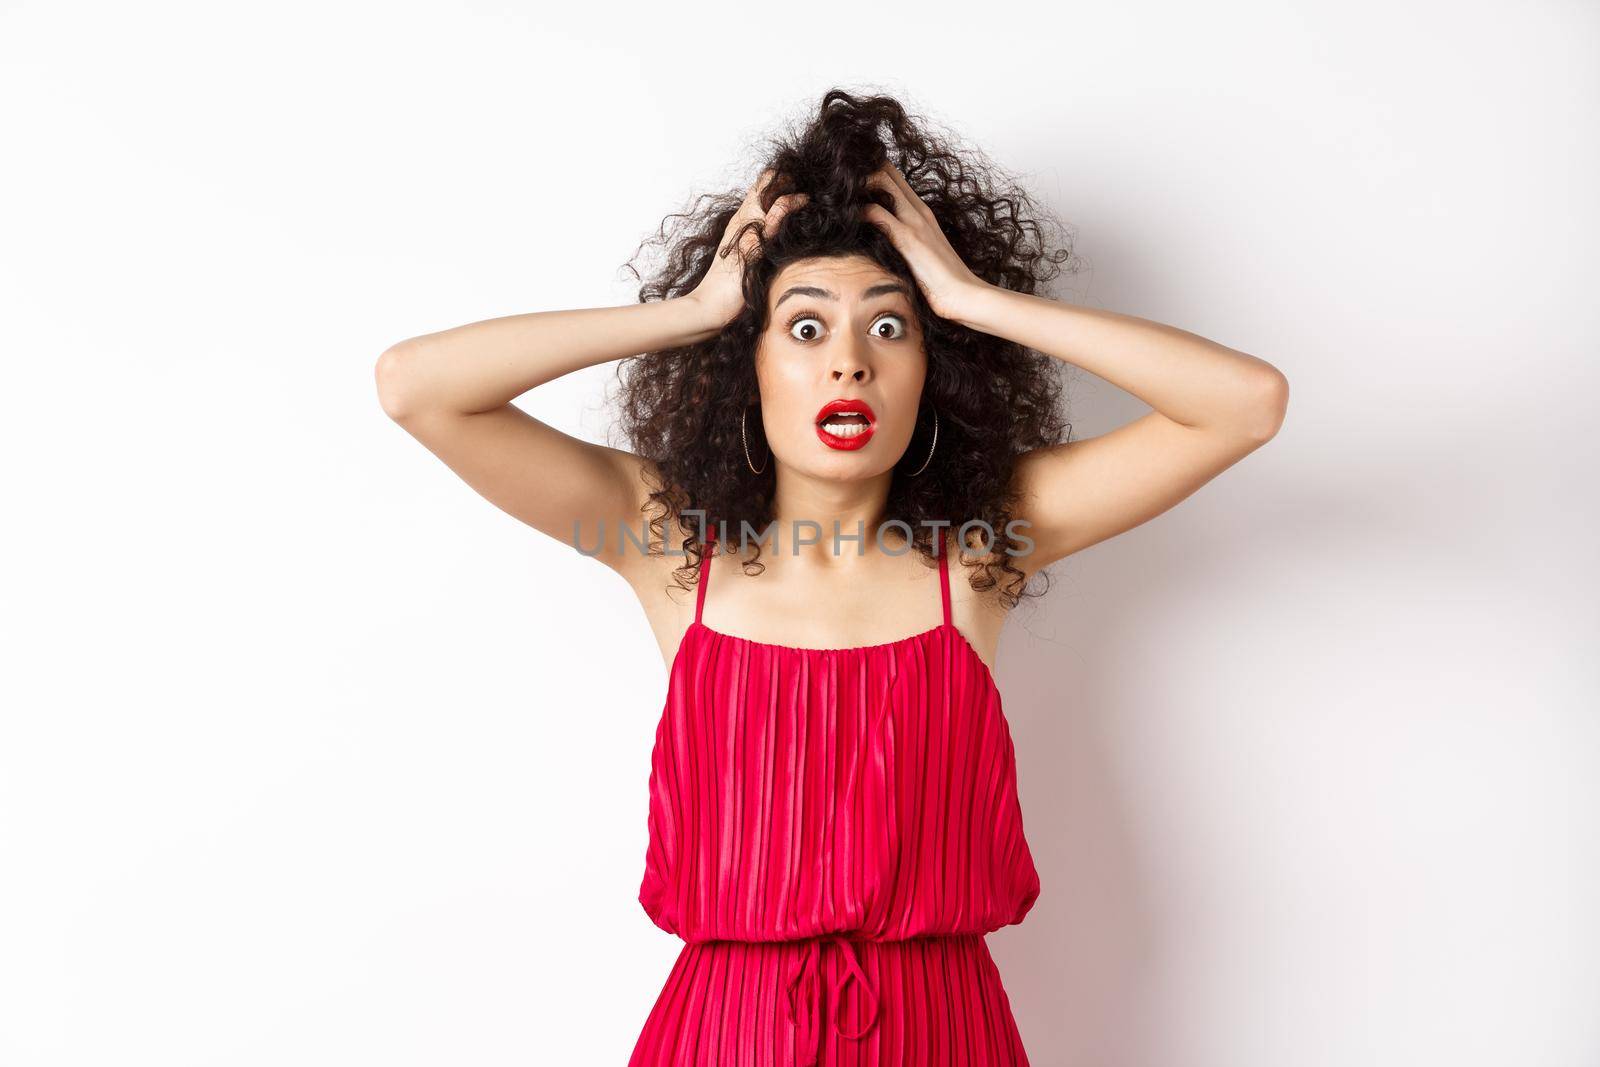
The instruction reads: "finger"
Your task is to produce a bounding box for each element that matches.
[876,163,936,225]
[734,191,804,257]
[737,168,777,218]
[729,174,782,248]
[764,192,809,225]
[862,170,897,213]
[860,202,905,242]
[756,167,787,205]
[864,169,920,227]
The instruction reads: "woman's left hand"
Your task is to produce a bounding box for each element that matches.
[860,162,991,324]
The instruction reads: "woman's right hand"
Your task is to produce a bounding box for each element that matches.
[685,167,808,332]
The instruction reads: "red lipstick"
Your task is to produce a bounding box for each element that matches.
[814,398,877,451]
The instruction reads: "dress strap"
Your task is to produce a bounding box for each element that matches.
[937,527,952,627]
[694,531,715,625]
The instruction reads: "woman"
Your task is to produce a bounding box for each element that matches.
[375,90,1287,1065]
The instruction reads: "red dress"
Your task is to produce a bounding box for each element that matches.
[631,528,1041,1065]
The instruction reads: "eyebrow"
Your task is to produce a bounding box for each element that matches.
[773,281,911,309]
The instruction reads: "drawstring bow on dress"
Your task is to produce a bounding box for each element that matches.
[783,934,881,1066]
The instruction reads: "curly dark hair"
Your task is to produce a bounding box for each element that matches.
[607,87,1081,608]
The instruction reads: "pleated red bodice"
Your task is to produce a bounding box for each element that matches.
[634,527,1040,1064]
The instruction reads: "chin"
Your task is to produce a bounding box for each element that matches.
[786,450,899,482]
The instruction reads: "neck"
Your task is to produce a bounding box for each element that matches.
[758,465,894,561]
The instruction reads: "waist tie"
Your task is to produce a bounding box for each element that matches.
[783,934,881,1066]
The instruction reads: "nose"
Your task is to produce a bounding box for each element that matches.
[828,336,873,383]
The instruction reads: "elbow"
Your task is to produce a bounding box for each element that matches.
[1244,367,1290,442]
[374,343,420,423]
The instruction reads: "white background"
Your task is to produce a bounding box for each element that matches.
[2,2,1595,1065]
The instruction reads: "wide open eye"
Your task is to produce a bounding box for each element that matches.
[871,313,908,340]
[787,314,824,342]
[782,309,909,343]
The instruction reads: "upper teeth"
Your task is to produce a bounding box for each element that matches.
[823,414,870,437]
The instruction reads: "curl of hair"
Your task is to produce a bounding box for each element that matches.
[607,88,1081,608]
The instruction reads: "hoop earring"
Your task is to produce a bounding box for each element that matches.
[741,407,769,475]
[906,405,939,476]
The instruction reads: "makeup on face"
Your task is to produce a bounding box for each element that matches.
[764,261,921,459]
[814,397,877,451]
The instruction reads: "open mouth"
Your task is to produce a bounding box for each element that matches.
[815,399,877,451]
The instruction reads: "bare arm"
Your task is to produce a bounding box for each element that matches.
[374,169,806,576]
[374,296,721,573]
[957,288,1289,574]
[860,161,1289,576]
